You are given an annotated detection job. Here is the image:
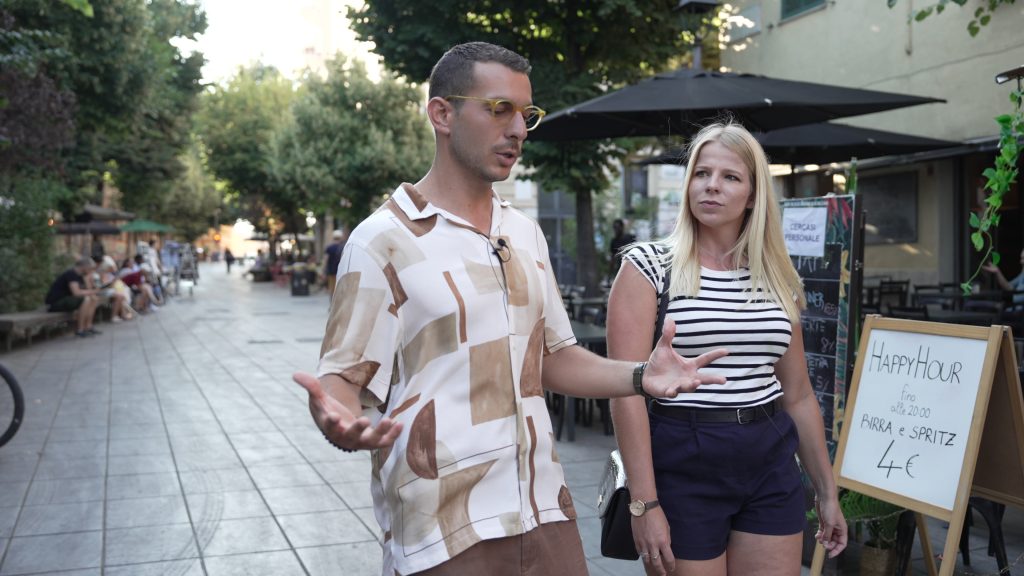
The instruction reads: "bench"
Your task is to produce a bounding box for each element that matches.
[0,309,74,352]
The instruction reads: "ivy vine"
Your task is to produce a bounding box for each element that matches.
[962,87,1024,295]
[887,0,1018,37]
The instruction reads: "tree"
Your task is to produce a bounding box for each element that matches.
[887,0,1018,36]
[196,64,297,244]
[270,56,433,230]
[149,137,224,241]
[349,1,694,294]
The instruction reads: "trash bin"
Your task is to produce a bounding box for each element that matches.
[290,269,310,296]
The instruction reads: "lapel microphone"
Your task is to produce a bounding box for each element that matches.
[492,238,510,262]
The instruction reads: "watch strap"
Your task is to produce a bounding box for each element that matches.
[633,361,650,398]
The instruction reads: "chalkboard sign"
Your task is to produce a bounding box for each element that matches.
[782,196,863,447]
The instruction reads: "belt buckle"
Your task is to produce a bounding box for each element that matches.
[736,408,754,424]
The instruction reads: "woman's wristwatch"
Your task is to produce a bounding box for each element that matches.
[629,498,660,517]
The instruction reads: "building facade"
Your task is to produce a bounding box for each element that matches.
[718,0,1024,286]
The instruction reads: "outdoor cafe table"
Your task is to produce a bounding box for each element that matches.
[926,309,1001,326]
[550,320,608,441]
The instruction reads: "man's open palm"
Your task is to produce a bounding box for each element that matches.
[292,372,402,451]
[643,319,729,397]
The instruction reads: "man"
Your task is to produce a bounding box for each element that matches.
[323,229,346,294]
[45,257,101,337]
[609,218,636,278]
[292,42,727,575]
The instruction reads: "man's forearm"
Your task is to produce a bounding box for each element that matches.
[541,345,639,399]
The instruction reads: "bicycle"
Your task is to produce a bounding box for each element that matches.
[0,363,24,448]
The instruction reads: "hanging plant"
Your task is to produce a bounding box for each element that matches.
[962,86,1024,295]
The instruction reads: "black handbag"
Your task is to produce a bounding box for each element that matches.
[597,262,671,560]
[597,449,638,559]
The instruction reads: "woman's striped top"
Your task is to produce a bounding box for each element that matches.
[624,243,791,408]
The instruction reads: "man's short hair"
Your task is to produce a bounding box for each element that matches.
[428,42,531,100]
[332,229,344,240]
[74,257,95,270]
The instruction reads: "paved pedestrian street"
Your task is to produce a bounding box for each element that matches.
[2,263,1022,575]
[0,263,643,576]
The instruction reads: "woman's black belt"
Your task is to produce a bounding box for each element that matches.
[650,398,783,425]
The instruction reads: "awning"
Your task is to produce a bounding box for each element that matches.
[55,222,123,235]
[121,219,174,233]
[83,204,135,221]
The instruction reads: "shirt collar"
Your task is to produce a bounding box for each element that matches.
[391,183,510,235]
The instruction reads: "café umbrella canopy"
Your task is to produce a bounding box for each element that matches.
[636,122,959,166]
[529,69,945,142]
[120,219,174,233]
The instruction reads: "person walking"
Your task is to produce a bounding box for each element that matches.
[607,122,847,576]
[224,248,235,274]
[292,42,728,576]
[324,229,346,294]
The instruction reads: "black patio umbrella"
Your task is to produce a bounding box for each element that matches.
[530,69,944,142]
[635,122,959,166]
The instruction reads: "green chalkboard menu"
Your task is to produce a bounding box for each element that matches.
[781,195,863,452]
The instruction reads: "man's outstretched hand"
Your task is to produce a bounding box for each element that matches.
[292,372,402,451]
[643,319,729,398]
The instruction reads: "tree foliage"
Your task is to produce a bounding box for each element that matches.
[196,64,297,237]
[887,0,1017,36]
[270,57,433,230]
[348,0,694,292]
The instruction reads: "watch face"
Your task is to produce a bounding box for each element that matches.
[629,500,644,516]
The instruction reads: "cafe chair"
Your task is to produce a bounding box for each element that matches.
[887,306,930,321]
[878,280,911,314]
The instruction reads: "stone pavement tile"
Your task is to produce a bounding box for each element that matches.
[178,468,255,494]
[220,417,277,435]
[311,459,372,484]
[169,433,233,454]
[108,453,178,476]
[186,490,271,522]
[106,472,182,500]
[108,424,169,440]
[352,507,384,543]
[0,507,16,538]
[14,501,103,536]
[105,495,190,529]
[276,510,377,547]
[296,541,383,576]
[105,558,205,576]
[248,463,323,490]
[175,447,243,471]
[195,516,289,556]
[0,531,102,575]
[228,431,290,450]
[23,477,104,506]
[0,482,28,508]
[34,456,105,481]
[104,523,198,565]
[0,456,38,484]
[261,485,346,516]
[165,420,223,438]
[562,457,609,492]
[235,445,305,468]
[108,436,171,457]
[47,425,107,443]
[41,439,107,461]
[204,550,306,576]
[330,480,373,509]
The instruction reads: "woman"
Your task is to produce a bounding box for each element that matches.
[607,122,846,576]
[98,256,133,321]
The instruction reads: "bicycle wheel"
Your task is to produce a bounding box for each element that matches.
[0,363,24,448]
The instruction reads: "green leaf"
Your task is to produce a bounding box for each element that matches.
[961,282,973,296]
[972,231,984,251]
[969,21,980,35]
[887,0,898,7]
[974,6,985,16]
[993,252,1002,266]
[969,212,981,228]
[982,167,998,179]
[915,7,934,21]
[980,14,991,25]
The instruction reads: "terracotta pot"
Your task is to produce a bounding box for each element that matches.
[859,543,897,576]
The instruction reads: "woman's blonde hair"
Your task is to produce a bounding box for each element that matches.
[658,121,805,323]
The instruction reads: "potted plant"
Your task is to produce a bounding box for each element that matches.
[806,489,906,576]
[839,490,905,576]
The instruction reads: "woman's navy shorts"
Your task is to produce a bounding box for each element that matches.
[649,404,805,561]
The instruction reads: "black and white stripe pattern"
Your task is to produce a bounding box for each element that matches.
[625,244,790,408]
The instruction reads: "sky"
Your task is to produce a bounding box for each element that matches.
[188,0,381,83]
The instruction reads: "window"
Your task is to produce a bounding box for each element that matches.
[781,0,825,20]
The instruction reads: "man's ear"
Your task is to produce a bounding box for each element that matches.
[427,97,453,135]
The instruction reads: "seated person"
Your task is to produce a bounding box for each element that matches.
[45,257,101,337]
[118,256,159,312]
[97,256,133,321]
